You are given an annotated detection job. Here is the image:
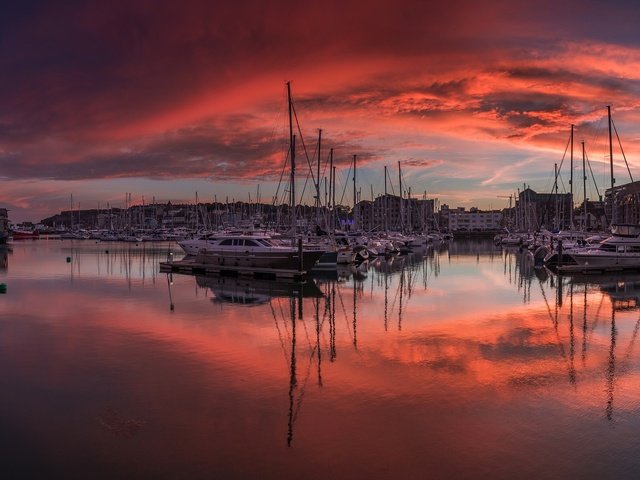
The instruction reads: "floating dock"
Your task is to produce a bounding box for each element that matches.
[556,264,640,275]
[159,258,307,280]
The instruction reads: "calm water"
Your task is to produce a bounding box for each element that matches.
[1,239,640,479]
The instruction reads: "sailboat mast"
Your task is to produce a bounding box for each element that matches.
[329,148,334,231]
[398,161,403,232]
[608,105,614,190]
[408,187,412,232]
[287,82,296,232]
[608,105,615,225]
[555,163,559,231]
[570,124,574,229]
[353,154,357,231]
[384,166,388,233]
[582,141,587,230]
[316,130,322,225]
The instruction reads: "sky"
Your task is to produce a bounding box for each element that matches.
[2,0,640,222]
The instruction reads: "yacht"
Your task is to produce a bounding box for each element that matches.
[183,233,325,272]
[569,224,640,270]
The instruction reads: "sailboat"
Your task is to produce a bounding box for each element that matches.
[180,83,326,274]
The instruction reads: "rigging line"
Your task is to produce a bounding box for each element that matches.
[620,317,640,371]
[611,117,634,183]
[584,148,602,201]
[291,101,318,189]
[385,166,397,196]
[292,339,319,424]
[278,296,292,341]
[273,149,291,207]
[257,87,288,184]
[336,284,355,343]
[536,133,571,231]
[338,162,353,206]
[298,302,317,353]
[387,269,404,320]
[541,278,574,373]
[271,299,291,365]
[588,293,605,337]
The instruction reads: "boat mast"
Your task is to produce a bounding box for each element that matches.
[398,161,403,232]
[287,82,296,233]
[353,154,357,231]
[608,105,615,225]
[384,166,388,234]
[582,141,587,230]
[570,124,574,229]
[408,187,412,232]
[329,148,334,231]
[332,165,336,230]
[554,163,559,231]
[316,129,322,225]
[608,105,615,190]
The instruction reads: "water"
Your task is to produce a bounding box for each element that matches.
[1,239,640,479]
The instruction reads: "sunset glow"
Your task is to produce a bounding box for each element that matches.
[3,1,640,221]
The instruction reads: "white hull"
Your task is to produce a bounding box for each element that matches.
[570,252,640,268]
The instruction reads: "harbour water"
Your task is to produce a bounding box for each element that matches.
[1,239,640,479]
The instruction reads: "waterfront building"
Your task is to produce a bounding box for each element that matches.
[605,180,640,227]
[448,208,503,232]
[515,188,573,231]
[355,194,435,232]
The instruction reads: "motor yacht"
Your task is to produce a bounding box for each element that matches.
[569,224,640,270]
[182,233,325,272]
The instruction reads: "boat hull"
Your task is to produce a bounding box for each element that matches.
[194,249,324,272]
[570,252,640,269]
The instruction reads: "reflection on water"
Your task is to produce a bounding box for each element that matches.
[2,239,640,478]
[0,245,9,271]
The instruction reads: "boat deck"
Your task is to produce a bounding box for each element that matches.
[159,258,307,279]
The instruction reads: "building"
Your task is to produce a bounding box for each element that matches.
[448,208,503,232]
[355,194,435,232]
[515,188,573,231]
[605,180,640,227]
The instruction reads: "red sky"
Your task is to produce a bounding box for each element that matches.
[2,0,640,222]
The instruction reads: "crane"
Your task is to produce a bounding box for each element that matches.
[497,195,513,209]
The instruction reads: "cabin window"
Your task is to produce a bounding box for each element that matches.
[245,240,258,247]
[617,245,625,253]
[219,239,234,246]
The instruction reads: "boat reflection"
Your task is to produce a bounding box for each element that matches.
[187,243,640,446]
[195,274,323,305]
[526,266,640,423]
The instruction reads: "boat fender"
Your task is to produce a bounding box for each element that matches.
[66,256,72,263]
[0,283,6,294]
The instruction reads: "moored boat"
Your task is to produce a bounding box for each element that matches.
[569,224,640,271]
[188,233,325,273]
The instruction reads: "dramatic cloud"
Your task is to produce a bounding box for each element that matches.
[2,0,640,220]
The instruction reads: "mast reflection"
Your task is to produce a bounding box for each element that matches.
[0,245,9,271]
